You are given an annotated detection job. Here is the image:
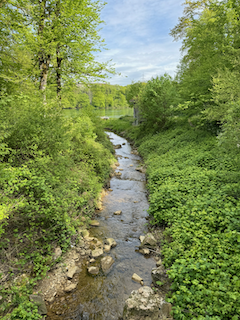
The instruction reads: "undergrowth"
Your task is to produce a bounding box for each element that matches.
[107,116,240,319]
[0,97,115,319]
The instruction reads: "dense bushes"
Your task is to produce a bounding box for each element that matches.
[0,91,115,318]
[107,116,240,319]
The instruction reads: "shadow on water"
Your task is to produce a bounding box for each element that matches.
[46,132,155,320]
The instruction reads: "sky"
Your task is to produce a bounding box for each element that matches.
[97,0,184,86]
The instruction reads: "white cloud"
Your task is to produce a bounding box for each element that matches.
[97,0,184,85]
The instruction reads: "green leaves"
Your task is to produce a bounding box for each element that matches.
[110,115,240,319]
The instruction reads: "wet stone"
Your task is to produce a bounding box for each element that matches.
[114,210,122,215]
[88,266,100,275]
[132,273,143,285]
[90,220,100,227]
[64,281,77,292]
[101,256,114,274]
[105,238,117,248]
[92,248,104,258]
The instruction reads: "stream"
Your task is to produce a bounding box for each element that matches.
[46,132,155,320]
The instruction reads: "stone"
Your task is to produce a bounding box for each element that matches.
[66,265,79,279]
[160,302,172,319]
[129,164,133,167]
[80,249,86,256]
[140,233,157,247]
[108,188,113,192]
[123,286,164,320]
[132,273,143,285]
[104,245,111,252]
[53,247,62,260]
[90,220,100,227]
[114,144,122,149]
[81,229,89,238]
[105,238,117,248]
[156,258,162,267]
[151,265,168,287]
[64,281,77,292]
[90,258,95,263]
[85,236,94,241]
[101,256,114,274]
[135,167,144,173]
[114,210,122,215]
[88,266,100,275]
[72,252,79,261]
[119,168,123,171]
[139,248,150,255]
[92,248,104,258]
[29,295,47,315]
[85,249,92,256]
[139,235,145,243]
[115,172,122,177]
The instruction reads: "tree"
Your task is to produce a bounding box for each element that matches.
[138,74,176,128]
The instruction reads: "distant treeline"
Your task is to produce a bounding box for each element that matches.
[70,83,130,109]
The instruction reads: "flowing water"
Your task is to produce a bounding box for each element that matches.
[46,132,155,320]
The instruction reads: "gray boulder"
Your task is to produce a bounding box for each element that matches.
[123,286,163,320]
[140,233,157,247]
[101,256,114,274]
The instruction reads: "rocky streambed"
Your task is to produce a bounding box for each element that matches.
[37,132,172,320]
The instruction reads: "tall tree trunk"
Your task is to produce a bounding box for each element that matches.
[56,44,62,97]
[38,0,50,92]
[39,54,50,91]
[55,1,62,97]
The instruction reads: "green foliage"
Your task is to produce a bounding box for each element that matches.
[108,116,240,319]
[138,74,176,129]
[125,81,146,106]
[0,90,115,318]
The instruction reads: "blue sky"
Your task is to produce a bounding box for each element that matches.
[97,0,184,86]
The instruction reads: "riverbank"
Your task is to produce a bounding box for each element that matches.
[0,112,116,320]
[106,116,240,319]
[45,132,169,320]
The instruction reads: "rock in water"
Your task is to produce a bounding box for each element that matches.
[114,210,122,215]
[132,273,143,285]
[123,286,163,320]
[114,144,122,149]
[90,220,100,227]
[101,256,114,273]
[104,245,111,252]
[139,248,150,255]
[64,281,77,292]
[91,248,103,258]
[105,238,117,248]
[88,266,99,275]
[140,233,157,247]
